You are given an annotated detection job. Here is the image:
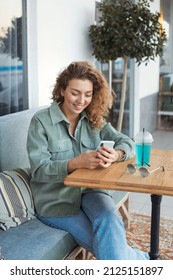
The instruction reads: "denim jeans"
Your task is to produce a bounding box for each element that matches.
[38,192,149,260]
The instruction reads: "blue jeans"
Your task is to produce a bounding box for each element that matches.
[38,192,149,260]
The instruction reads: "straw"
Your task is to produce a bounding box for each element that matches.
[141,128,145,166]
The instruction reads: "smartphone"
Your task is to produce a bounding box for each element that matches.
[99,140,115,149]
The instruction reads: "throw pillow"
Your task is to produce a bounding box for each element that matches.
[0,246,4,260]
[0,169,35,230]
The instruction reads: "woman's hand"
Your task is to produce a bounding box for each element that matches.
[67,150,102,173]
[97,146,125,168]
[67,148,125,173]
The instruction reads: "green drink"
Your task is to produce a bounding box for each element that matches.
[135,143,152,166]
[134,129,153,166]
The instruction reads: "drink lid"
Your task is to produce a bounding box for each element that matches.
[134,129,153,144]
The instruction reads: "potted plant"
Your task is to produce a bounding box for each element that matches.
[89,0,167,131]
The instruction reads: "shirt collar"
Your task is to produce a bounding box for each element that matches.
[49,101,88,125]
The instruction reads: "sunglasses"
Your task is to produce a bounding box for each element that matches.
[127,163,165,177]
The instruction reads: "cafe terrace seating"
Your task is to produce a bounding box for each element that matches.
[0,108,129,259]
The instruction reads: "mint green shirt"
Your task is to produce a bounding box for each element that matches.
[27,101,135,217]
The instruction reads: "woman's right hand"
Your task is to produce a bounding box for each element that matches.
[67,150,102,173]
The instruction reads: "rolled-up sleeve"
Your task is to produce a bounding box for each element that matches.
[100,122,135,160]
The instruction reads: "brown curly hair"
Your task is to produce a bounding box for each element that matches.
[52,61,114,129]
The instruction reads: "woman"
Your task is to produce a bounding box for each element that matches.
[27,61,149,260]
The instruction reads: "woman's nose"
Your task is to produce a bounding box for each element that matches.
[77,95,85,104]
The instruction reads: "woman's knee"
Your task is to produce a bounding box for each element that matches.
[83,192,121,220]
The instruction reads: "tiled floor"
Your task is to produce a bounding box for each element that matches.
[130,130,173,220]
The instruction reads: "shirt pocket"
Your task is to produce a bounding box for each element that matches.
[48,139,73,160]
[81,138,99,152]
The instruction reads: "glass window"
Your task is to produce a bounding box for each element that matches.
[0,0,28,116]
[160,0,173,74]
[100,59,133,136]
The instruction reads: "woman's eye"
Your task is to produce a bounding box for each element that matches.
[85,93,92,97]
[71,92,92,98]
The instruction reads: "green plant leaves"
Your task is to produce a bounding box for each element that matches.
[88,0,167,64]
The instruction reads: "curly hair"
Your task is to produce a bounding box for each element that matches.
[52,61,114,129]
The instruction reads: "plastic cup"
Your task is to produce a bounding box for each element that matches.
[134,129,153,166]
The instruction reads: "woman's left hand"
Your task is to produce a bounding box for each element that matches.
[97,146,123,168]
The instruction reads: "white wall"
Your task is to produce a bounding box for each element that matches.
[35,0,96,106]
[137,58,160,99]
[133,0,161,135]
[136,0,160,98]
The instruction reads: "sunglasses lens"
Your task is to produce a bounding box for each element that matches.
[127,164,136,174]
[139,167,149,177]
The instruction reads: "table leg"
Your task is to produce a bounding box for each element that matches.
[149,194,162,260]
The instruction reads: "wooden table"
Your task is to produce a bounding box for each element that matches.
[64,149,173,260]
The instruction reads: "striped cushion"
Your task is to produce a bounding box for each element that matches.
[0,169,35,231]
[0,246,4,260]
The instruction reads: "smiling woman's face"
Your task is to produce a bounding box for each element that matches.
[60,79,93,118]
